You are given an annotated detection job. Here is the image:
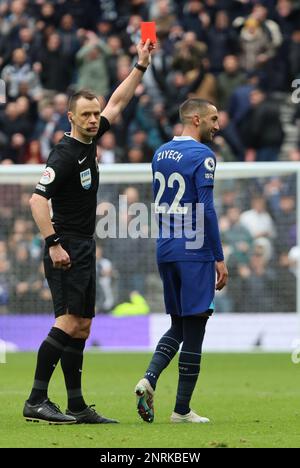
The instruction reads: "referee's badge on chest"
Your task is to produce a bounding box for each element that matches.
[80,168,91,190]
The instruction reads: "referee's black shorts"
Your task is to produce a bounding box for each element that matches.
[44,237,96,318]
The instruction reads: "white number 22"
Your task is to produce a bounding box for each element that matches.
[154,171,187,214]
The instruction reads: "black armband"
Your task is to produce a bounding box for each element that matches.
[45,233,61,247]
[134,62,148,73]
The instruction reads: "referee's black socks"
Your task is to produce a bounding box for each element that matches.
[60,337,87,412]
[28,327,71,405]
[174,315,208,415]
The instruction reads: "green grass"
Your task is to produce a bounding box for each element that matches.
[0,352,299,448]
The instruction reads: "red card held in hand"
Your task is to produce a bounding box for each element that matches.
[141,22,157,44]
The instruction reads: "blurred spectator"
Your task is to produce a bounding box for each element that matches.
[240,195,276,240]
[96,245,114,312]
[76,31,111,96]
[97,131,123,164]
[172,31,207,74]
[10,243,34,313]
[228,71,260,125]
[58,13,80,58]
[0,101,32,163]
[120,14,142,56]
[126,146,145,164]
[0,0,35,38]
[142,41,173,105]
[275,251,296,312]
[272,193,296,254]
[152,0,177,38]
[180,0,210,42]
[30,261,52,313]
[214,110,245,161]
[60,0,100,30]
[0,257,10,314]
[129,129,153,162]
[24,140,42,164]
[189,60,218,104]
[223,206,253,266]
[1,48,42,100]
[53,93,70,133]
[217,55,246,110]
[289,29,300,78]
[206,10,239,73]
[12,26,41,65]
[239,88,284,162]
[106,35,125,88]
[236,16,276,73]
[31,102,57,162]
[234,252,276,312]
[37,32,73,93]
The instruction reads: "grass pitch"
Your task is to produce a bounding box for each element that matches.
[0,352,299,448]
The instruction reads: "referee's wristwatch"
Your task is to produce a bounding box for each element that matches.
[45,233,61,247]
[134,62,148,73]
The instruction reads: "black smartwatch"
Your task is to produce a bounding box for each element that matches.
[134,62,148,73]
[45,233,61,247]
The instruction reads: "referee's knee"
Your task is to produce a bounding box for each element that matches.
[76,318,92,339]
[54,314,91,338]
[76,328,90,339]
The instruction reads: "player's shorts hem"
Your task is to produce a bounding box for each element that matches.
[159,261,215,317]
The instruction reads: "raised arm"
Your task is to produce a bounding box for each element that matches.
[101,39,153,124]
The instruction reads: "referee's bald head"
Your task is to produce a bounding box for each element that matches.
[68,89,100,112]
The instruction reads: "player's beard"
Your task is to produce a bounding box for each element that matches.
[200,128,213,143]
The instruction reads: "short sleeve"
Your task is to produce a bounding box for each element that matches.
[34,150,74,199]
[194,153,216,188]
[96,116,110,139]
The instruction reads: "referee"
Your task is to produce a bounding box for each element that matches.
[23,40,153,424]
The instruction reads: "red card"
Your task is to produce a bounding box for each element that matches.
[141,22,157,44]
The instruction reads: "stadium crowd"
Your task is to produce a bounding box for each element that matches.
[0,0,299,314]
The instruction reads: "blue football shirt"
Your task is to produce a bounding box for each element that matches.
[152,136,223,263]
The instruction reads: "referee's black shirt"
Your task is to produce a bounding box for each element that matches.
[34,116,110,238]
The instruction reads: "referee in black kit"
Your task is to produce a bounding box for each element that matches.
[23,40,153,424]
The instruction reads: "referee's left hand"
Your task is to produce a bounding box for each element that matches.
[136,39,154,67]
[215,261,228,290]
[49,244,72,270]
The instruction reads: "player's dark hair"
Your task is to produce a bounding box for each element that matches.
[179,98,214,124]
[68,89,100,112]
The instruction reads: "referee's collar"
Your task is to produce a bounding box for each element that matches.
[64,132,93,145]
[173,136,198,142]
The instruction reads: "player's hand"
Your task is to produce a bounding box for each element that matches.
[136,39,154,67]
[215,261,228,291]
[49,244,72,270]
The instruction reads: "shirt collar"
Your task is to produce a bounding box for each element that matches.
[173,136,198,142]
[64,132,93,145]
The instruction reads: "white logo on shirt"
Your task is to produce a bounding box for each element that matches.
[78,156,87,165]
[204,157,215,172]
[39,167,55,185]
